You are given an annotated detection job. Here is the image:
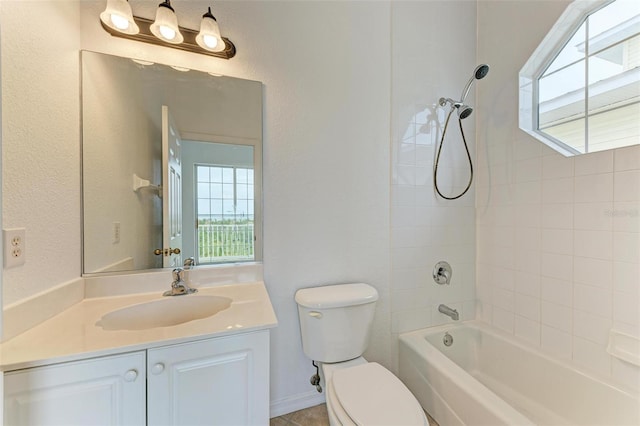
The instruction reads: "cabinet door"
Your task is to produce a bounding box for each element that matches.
[147,330,269,426]
[4,351,146,426]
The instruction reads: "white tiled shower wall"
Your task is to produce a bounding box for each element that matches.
[390,1,477,371]
[476,1,640,391]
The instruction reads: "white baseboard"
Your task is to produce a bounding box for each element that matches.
[270,390,326,418]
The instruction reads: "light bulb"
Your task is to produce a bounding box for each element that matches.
[159,25,176,41]
[110,14,130,30]
[203,34,218,49]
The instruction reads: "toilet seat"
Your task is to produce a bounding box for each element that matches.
[329,362,428,425]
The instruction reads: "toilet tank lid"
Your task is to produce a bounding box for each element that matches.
[295,283,379,309]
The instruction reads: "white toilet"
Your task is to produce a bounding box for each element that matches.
[295,283,429,426]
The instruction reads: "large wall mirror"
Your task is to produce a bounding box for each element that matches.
[81,51,263,275]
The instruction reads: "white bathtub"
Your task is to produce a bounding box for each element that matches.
[399,321,640,426]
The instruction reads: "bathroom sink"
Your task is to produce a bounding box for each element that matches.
[96,295,232,331]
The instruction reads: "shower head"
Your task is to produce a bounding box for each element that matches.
[460,64,490,103]
[438,98,474,119]
[458,104,473,120]
[474,64,490,80]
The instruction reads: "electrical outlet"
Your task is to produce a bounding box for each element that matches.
[113,222,121,244]
[4,228,26,268]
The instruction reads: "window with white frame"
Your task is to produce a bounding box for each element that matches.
[195,164,254,264]
[520,0,640,156]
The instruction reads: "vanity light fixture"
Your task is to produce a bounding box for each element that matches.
[99,1,236,59]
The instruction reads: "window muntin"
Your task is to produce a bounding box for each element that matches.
[519,0,640,156]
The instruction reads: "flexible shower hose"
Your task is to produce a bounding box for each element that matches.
[433,107,473,200]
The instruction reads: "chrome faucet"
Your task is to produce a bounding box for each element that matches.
[182,257,196,289]
[438,304,459,321]
[183,257,196,269]
[163,267,197,296]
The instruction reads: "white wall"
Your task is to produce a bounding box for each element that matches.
[389,1,477,371]
[247,2,393,411]
[476,0,640,392]
[1,0,81,305]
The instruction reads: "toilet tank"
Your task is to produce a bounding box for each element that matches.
[295,283,379,363]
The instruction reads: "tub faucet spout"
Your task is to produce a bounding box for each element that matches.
[438,304,459,321]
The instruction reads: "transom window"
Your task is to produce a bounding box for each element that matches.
[520,0,640,156]
[195,164,254,264]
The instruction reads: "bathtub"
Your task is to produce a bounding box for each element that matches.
[399,321,640,426]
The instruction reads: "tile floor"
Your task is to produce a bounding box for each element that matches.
[270,403,329,426]
[270,403,439,426]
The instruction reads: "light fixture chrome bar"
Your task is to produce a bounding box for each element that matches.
[100,15,236,60]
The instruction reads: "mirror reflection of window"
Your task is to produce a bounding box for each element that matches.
[195,164,255,264]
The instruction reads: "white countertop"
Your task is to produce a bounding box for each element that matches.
[0,281,277,371]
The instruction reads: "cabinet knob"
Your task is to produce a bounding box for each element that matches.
[152,363,165,375]
[124,369,138,382]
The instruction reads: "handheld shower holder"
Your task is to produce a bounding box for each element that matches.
[439,97,459,108]
[438,97,472,120]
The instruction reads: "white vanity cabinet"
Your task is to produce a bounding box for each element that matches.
[4,351,146,426]
[147,330,270,425]
[4,330,270,426]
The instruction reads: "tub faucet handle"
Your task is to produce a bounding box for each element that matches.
[433,261,452,285]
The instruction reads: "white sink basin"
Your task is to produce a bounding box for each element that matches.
[96,295,232,331]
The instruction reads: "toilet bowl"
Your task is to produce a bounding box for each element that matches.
[295,283,429,426]
[322,358,429,425]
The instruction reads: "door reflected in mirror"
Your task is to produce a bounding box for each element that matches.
[81,51,262,275]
